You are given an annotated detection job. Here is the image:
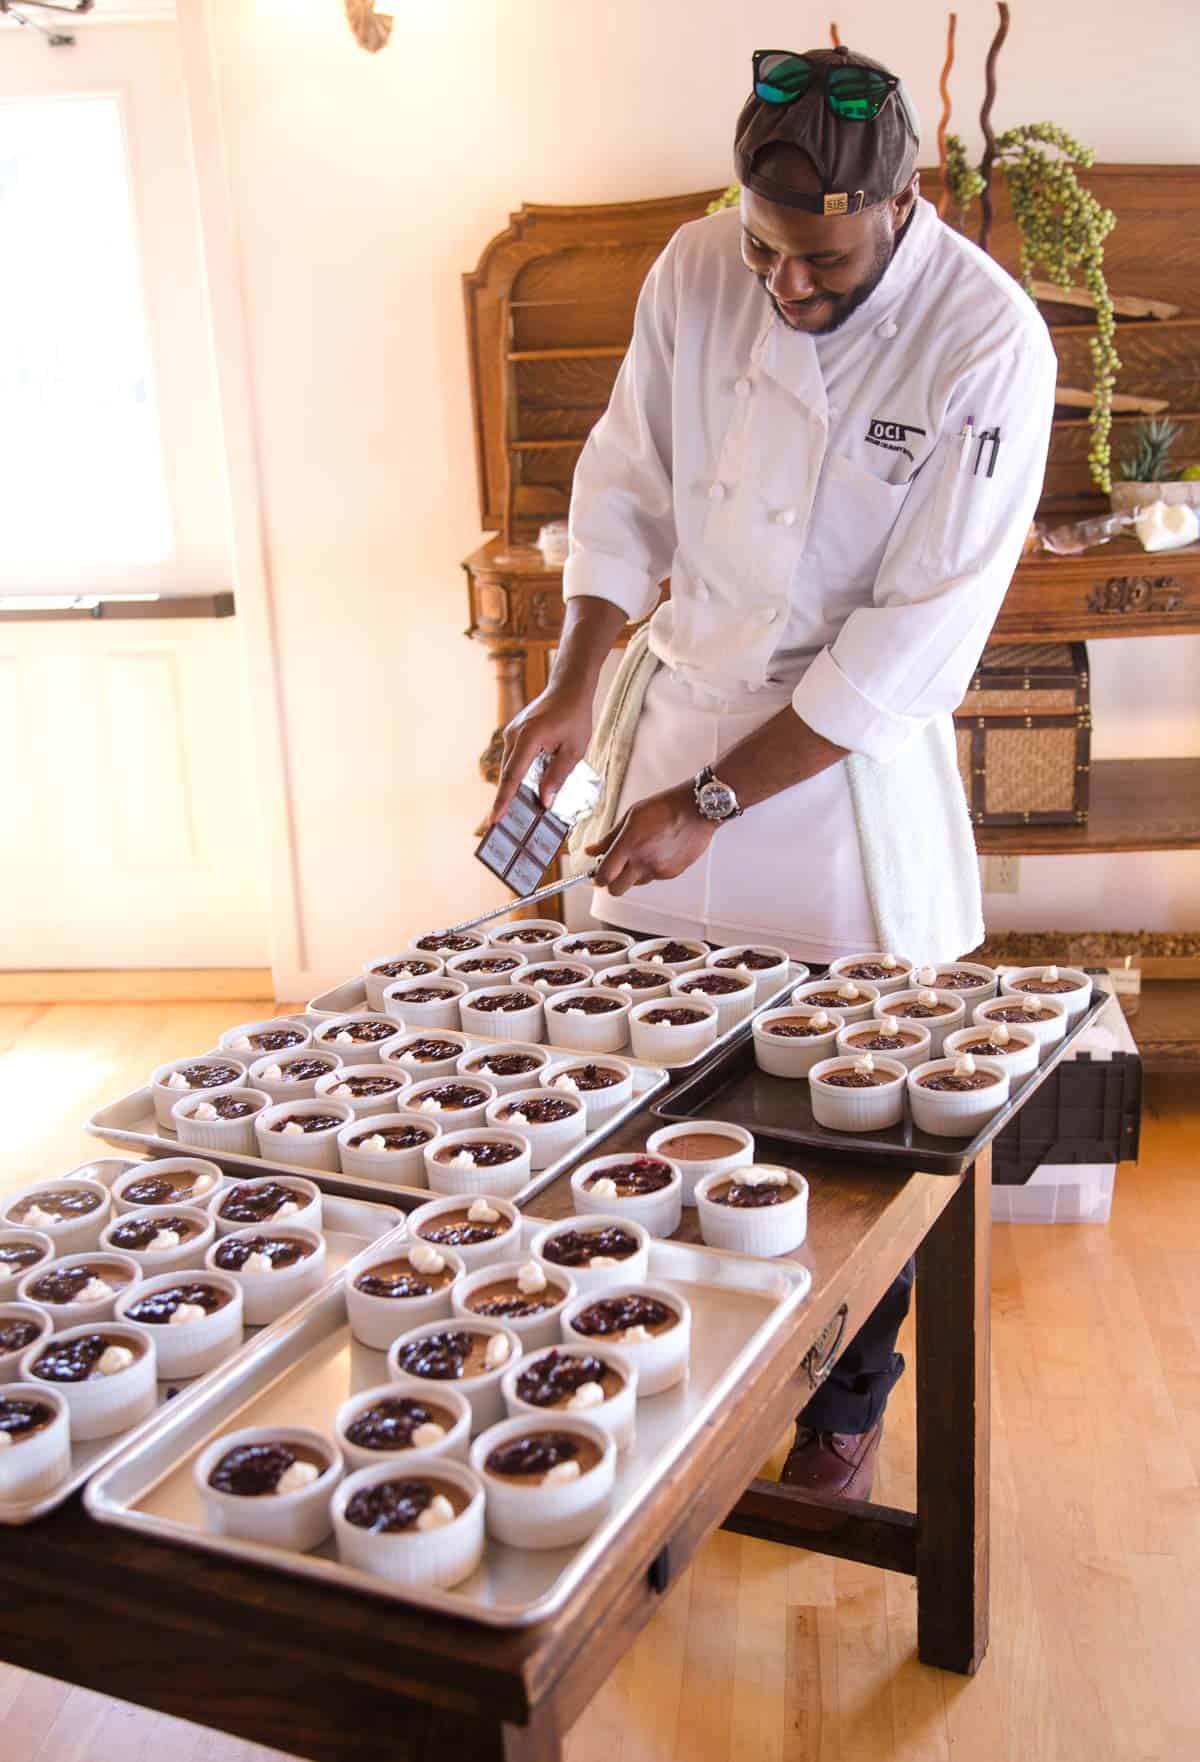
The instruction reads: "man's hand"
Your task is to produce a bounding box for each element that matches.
[490,685,593,827]
[586,783,715,897]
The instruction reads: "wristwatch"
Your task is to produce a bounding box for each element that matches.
[693,766,744,824]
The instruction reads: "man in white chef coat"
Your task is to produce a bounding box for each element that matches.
[491,45,1057,1497]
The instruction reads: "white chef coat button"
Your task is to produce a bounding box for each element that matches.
[694,582,711,603]
[877,318,899,338]
[707,482,726,502]
[776,507,797,527]
[734,376,752,398]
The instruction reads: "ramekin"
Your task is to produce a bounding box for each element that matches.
[346,1242,465,1348]
[210,1174,323,1238]
[551,930,635,973]
[193,1424,342,1551]
[314,1063,412,1116]
[312,1012,408,1063]
[334,1382,473,1471]
[452,1259,576,1353]
[999,964,1093,1024]
[0,1233,55,1302]
[205,1226,327,1326]
[485,1087,587,1168]
[628,997,719,1065]
[387,1318,524,1433]
[881,989,966,1058]
[600,963,673,1003]
[908,1056,1011,1138]
[246,1049,343,1103]
[423,1128,532,1200]
[561,1282,692,1396]
[218,1017,312,1062]
[406,1077,498,1134]
[530,1215,651,1294]
[543,986,631,1055]
[540,1054,635,1126]
[705,944,795,1003]
[0,1302,54,1379]
[835,1017,932,1073]
[808,1055,908,1131]
[917,960,998,1007]
[383,1030,475,1080]
[669,969,756,1035]
[944,1023,1040,1083]
[149,1055,248,1131]
[18,1252,142,1328]
[628,937,708,975]
[21,1322,157,1441]
[694,1167,809,1257]
[336,1110,441,1185]
[382,977,469,1033]
[407,1194,522,1272]
[973,994,1068,1057]
[0,1382,71,1502]
[487,919,566,951]
[521,961,594,999]
[645,1120,755,1205]
[827,952,913,996]
[2,1179,112,1256]
[332,1455,485,1587]
[254,1101,353,1174]
[171,1091,271,1158]
[100,1204,215,1275]
[570,1153,683,1239]
[752,1006,845,1078]
[114,1270,244,1380]
[792,979,880,1025]
[457,1042,553,1096]
[458,988,545,1045]
[470,1413,616,1549]
[501,1343,637,1452]
[363,951,444,1012]
[443,950,529,992]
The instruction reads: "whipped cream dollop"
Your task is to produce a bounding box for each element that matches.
[953,1053,977,1077]
[330,1083,353,1099]
[989,1024,1011,1046]
[415,1491,456,1529]
[506,1109,530,1126]
[230,1035,253,1052]
[545,1458,581,1485]
[853,1053,876,1075]
[739,1166,790,1188]
[245,1250,274,1275]
[411,1421,447,1448]
[333,1031,355,1045]
[275,1459,319,1496]
[358,1133,387,1151]
[589,1177,619,1200]
[417,1098,444,1114]
[191,1102,219,1121]
[914,965,938,987]
[166,1071,190,1090]
[879,1016,899,1036]
[516,1261,546,1296]
[568,1380,605,1410]
[552,1073,580,1092]
[1043,965,1060,982]
[621,1324,651,1344]
[589,1256,618,1269]
[836,982,861,1001]
[809,1009,831,1031]
[23,1205,56,1228]
[275,1201,299,1217]
[468,1199,500,1224]
[917,989,940,1008]
[78,1276,114,1304]
[0,1433,11,1450]
[447,1150,479,1169]
[409,1242,445,1276]
[261,1063,283,1082]
[170,1302,207,1326]
[281,1122,305,1138]
[881,952,899,969]
[484,1332,510,1369]
[97,1344,134,1376]
[151,1229,182,1252]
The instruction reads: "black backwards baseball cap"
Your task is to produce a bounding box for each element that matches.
[735,45,921,217]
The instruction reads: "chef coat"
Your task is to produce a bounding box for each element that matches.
[564,194,1058,956]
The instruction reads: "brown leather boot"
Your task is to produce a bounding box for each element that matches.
[779,1420,882,1501]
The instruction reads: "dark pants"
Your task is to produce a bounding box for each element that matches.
[797,1258,915,1435]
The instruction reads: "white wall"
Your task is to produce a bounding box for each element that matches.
[185,0,1200,991]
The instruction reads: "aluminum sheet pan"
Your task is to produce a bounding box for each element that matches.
[0,1161,403,1527]
[85,1228,811,1626]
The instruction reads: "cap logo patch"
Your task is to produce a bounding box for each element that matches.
[823,192,849,215]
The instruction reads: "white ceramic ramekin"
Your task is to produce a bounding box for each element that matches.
[570,1153,683,1239]
[363,950,445,1012]
[543,986,631,1054]
[628,997,719,1065]
[520,960,594,999]
[501,1343,637,1452]
[387,1318,524,1434]
[908,1056,1011,1138]
[792,978,880,1025]
[219,1017,311,1062]
[0,1233,55,1303]
[334,1382,473,1471]
[312,1012,408,1063]
[0,1381,71,1501]
[111,1158,226,1216]
[171,1091,271,1157]
[114,1270,244,1380]
[999,964,1093,1024]
[972,994,1068,1057]
[645,1120,755,1205]
[456,1042,553,1096]
[193,1424,342,1551]
[443,950,529,992]
[422,1129,532,1200]
[944,1022,1039,1083]
[628,938,708,974]
[880,989,966,1058]
[540,1054,635,1126]
[246,1049,343,1104]
[560,1282,692,1396]
[669,970,757,1034]
[21,1322,157,1441]
[485,1087,587,1169]
[552,930,635,973]
[254,1100,354,1174]
[827,952,913,996]
[336,1110,441,1185]
[530,1215,650,1294]
[752,1006,845,1079]
[314,1063,412,1117]
[205,1226,327,1326]
[705,944,795,1003]
[346,1242,465,1348]
[835,1017,932,1073]
[100,1204,215,1276]
[471,1413,616,1549]
[0,1302,54,1379]
[2,1179,111,1256]
[808,1055,908,1131]
[383,977,469,1033]
[149,1055,249,1131]
[694,1167,809,1257]
[382,1030,475,1079]
[332,1455,485,1587]
[452,1259,576,1353]
[406,1193,523,1271]
[487,919,564,952]
[917,960,997,1007]
[18,1252,142,1328]
[405,1076,498,1134]
[458,988,545,1045]
[599,963,673,1003]
[211,1174,323,1238]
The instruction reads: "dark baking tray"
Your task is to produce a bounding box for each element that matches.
[651,987,1112,1175]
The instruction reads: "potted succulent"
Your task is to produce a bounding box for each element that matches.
[1109,418,1200,514]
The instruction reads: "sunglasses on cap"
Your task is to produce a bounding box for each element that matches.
[752,50,905,124]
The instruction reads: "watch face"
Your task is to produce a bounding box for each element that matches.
[699,781,737,821]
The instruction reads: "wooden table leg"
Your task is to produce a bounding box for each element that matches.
[914,1147,992,1674]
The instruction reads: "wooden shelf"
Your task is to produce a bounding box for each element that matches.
[973,758,1200,854]
[1129,979,1200,1073]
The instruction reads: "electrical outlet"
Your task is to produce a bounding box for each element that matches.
[982,855,1020,894]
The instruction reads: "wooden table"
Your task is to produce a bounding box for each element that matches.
[0,1115,991,1762]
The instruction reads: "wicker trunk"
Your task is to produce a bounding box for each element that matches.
[954,642,1091,827]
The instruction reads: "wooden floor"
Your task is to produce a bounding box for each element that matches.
[1,999,1197,1762]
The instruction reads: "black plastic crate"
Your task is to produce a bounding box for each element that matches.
[992,1050,1142,1186]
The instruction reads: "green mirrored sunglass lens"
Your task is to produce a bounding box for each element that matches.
[755,54,812,102]
[827,68,890,119]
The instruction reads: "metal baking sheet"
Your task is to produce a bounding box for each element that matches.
[0,1163,403,1527]
[85,1230,811,1625]
[652,986,1113,1176]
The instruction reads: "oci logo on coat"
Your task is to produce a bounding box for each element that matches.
[864,417,927,463]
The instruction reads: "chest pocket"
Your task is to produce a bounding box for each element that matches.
[803,450,910,618]
[917,433,1003,579]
